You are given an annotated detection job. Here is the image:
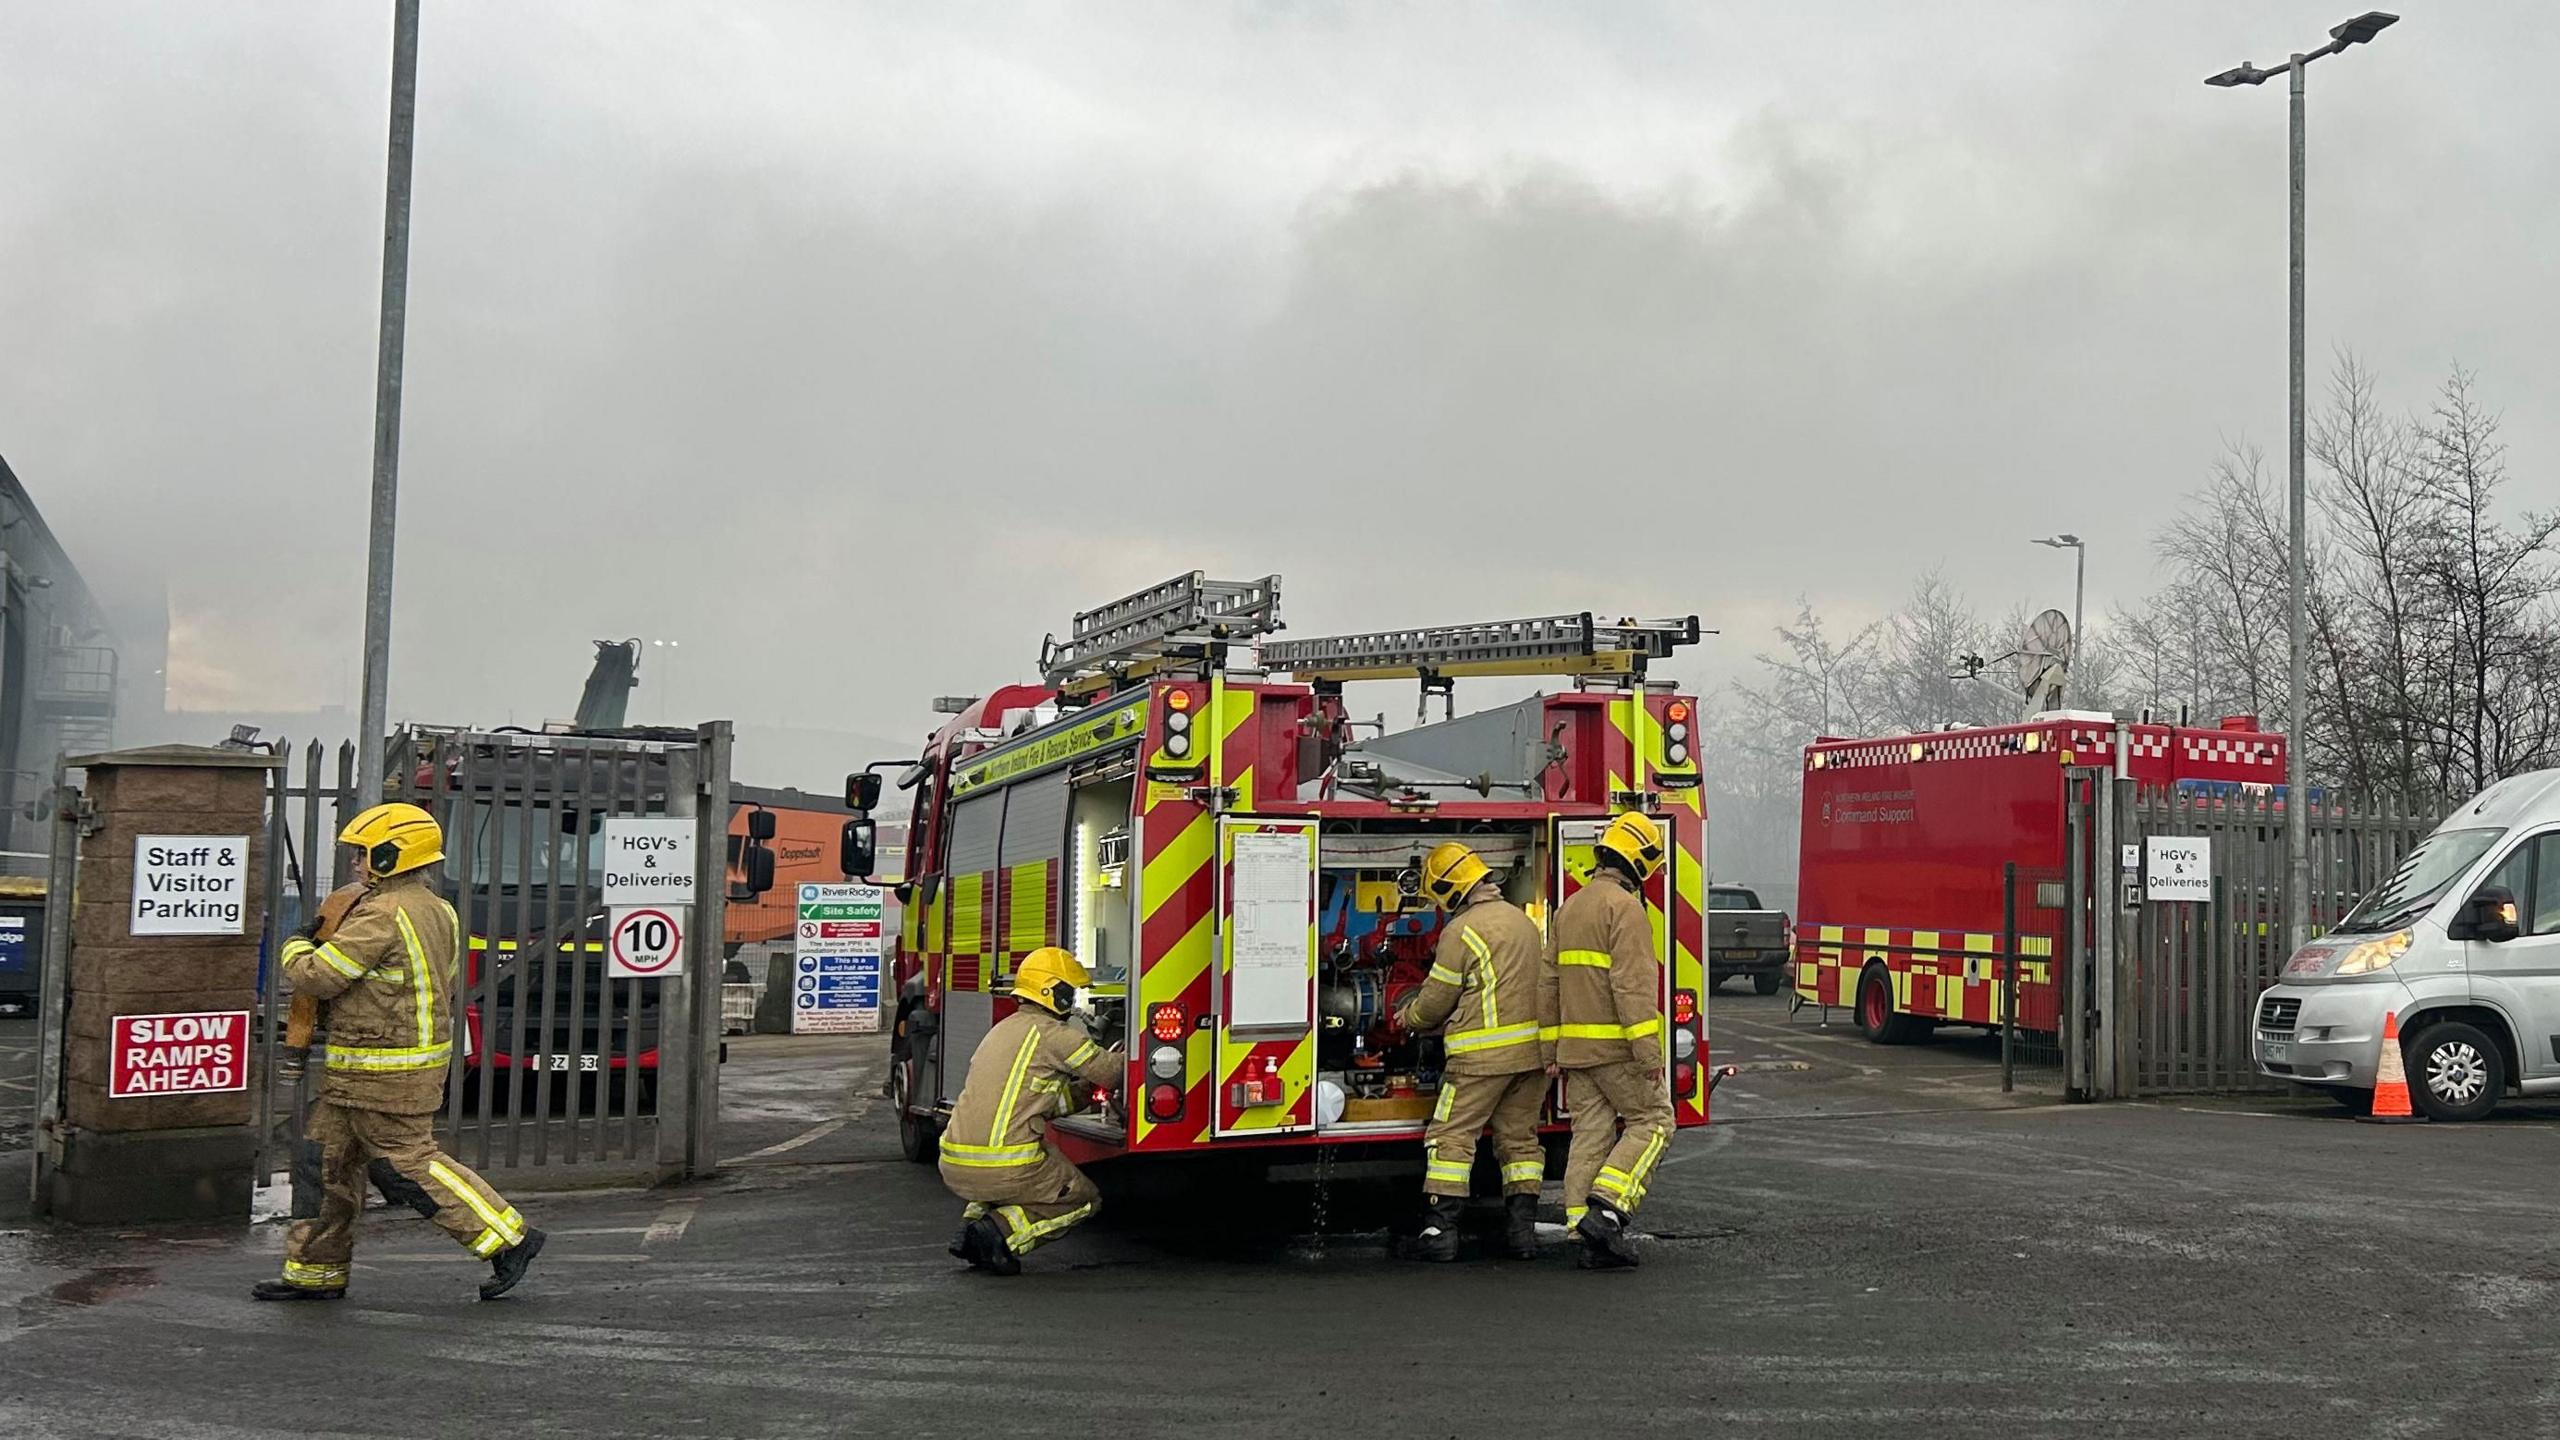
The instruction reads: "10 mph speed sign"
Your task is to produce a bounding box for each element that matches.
[608,906,686,979]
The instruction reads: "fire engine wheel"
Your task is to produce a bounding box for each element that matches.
[893,1059,941,1163]
[1855,964,1927,1046]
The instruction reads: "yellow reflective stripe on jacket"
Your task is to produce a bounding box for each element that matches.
[1427,963,1465,987]
[982,1027,1043,1153]
[1500,1159,1545,1185]
[321,1042,454,1071]
[1445,1022,1542,1053]
[428,1161,524,1247]
[394,908,437,1049]
[1066,1039,1099,1068]
[312,942,367,980]
[1624,1017,1662,1040]
[1459,928,1491,960]
[1557,949,1612,968]
[940,1141,1046,1167]
[1538,1024,1563,1042]
[1554,1022,1631,1040]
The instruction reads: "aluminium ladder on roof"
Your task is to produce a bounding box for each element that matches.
[1260,611,1701,683]
[1037,571,1284,690]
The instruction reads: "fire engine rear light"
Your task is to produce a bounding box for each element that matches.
[1667,701,1691,723]
[1146,1083,1183,1120]
[1164,732,1191,758]
[1149,1003,1187,1043]
[1167,688,1193,711]
[1666,741,1690,765]
[1671,989,1698,1026]
[1165,710,1191,734]
[1674,1061,1698,1095]
[1667,721,1689,743]
[1673,1027,1698,1062]
[1148,1043,1183,1079]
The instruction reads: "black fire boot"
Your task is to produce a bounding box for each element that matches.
[249,1280,345,1302]
[949,1221,985,1265]
[1410,1195,1463,1263]
[1503,1194,1540,1260]
[973,1219,1021,1277]
[1575,1200,1639,1270]
[479,1228,547,1301]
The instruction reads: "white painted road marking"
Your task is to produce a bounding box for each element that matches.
[645,1199,701,1246]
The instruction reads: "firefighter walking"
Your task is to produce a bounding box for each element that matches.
[1395,841,1553,1262]
[1551,812,1675,1270]
[942,947,1126,1275]
[254,803,545,1302]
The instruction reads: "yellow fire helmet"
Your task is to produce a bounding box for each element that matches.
[340,802,446,879]
[1595,811,1667,880]
[1418,841,1491,909]
[1012,946,1094,1015]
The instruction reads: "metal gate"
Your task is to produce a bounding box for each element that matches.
[2062,777,2437,1098]
[258,724,731,1190]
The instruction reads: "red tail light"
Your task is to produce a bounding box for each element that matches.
[1672,989,1698,1026]
[1149,1003,1187,1043]
[1674,1061,1698,1095]
[1146,1083,1183,1120]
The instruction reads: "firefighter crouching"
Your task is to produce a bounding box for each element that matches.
[254,804,545,1303]
[1395,842,1554,1262]
[942,947,1126,1275]
[1551,812,1675,1271]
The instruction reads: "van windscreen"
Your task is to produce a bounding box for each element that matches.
[2331,826,2505,935]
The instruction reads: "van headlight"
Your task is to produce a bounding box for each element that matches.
[2335,930,2413,975]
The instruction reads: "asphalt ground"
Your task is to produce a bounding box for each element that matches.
[3,996,2560,1436]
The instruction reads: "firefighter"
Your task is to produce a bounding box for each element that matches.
[942,947,1126,1276]
[1395,841,1553,1262]
[1550,811,1674,1270]
[253,804,546,1303]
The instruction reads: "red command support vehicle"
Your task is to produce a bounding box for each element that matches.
[860,572,1719,1183]
[1795,711,2287,1045]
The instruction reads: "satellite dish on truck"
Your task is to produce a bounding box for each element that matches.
[2017,609,2073,718]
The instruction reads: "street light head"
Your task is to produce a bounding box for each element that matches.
[2056,533,2082,547]
[2330,11,2398,45]
[2205,62,2271,87]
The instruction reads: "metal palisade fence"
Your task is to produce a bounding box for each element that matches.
[260,725,729,1192]
[2121,787,2438,1095]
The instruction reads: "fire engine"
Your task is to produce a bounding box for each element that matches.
[857,572,1717,1182]
[1795,709,2286,1044]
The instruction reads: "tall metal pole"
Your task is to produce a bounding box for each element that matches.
[2286,53,2310,949]
[2070,542,2086,679]
[355,0,421,807]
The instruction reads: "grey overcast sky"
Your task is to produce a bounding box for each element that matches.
[5,2,2553,779]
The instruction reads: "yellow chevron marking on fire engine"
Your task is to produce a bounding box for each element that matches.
[1141,823,1213,924]
[1217,1035,1313,1133]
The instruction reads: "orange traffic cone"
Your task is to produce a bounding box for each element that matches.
[2358,1010,2424,1124]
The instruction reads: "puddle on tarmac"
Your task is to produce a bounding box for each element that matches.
[46,1266,158,1306]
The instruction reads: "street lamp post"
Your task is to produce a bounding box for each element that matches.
[2206,10,2398,950]
[2033,535,2086,689]
[354,0,422,806]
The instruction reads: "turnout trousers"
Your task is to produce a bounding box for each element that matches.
[942,1144,1101,1256]
[1423,1069,1550,1198]
[279,1101,527,1291]
[1560,1062,1674,1227]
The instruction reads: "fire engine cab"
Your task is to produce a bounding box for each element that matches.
[859,572,1718,1182]
[1796,710,2287,1044]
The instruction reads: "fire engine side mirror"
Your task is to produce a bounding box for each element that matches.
[841,818,878,880]
[846,771,884,813]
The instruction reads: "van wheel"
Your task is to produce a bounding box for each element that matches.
[1754,972,1784,996]
[1856,964,1923,1045]
[2407,1020,2503,1123]
[2318,1085,2375,1117]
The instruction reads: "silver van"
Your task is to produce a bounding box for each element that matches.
[2257,769,2560,1121]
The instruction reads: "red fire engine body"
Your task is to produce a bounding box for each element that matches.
[1794,711,2286,1042]
[874,574,1719,1178]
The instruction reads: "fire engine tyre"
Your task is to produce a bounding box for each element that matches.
[1753,972,1784,996]
[894,1060,941,1163]
[2405,1020,2504,1123]
[1855,964,1926,1046]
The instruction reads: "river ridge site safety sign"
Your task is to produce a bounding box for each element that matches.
[793,883,883,1034]
[130,835,249,936]
[602,818,697,904]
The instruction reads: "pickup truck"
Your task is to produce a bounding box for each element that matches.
[1709,884,1792,995]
